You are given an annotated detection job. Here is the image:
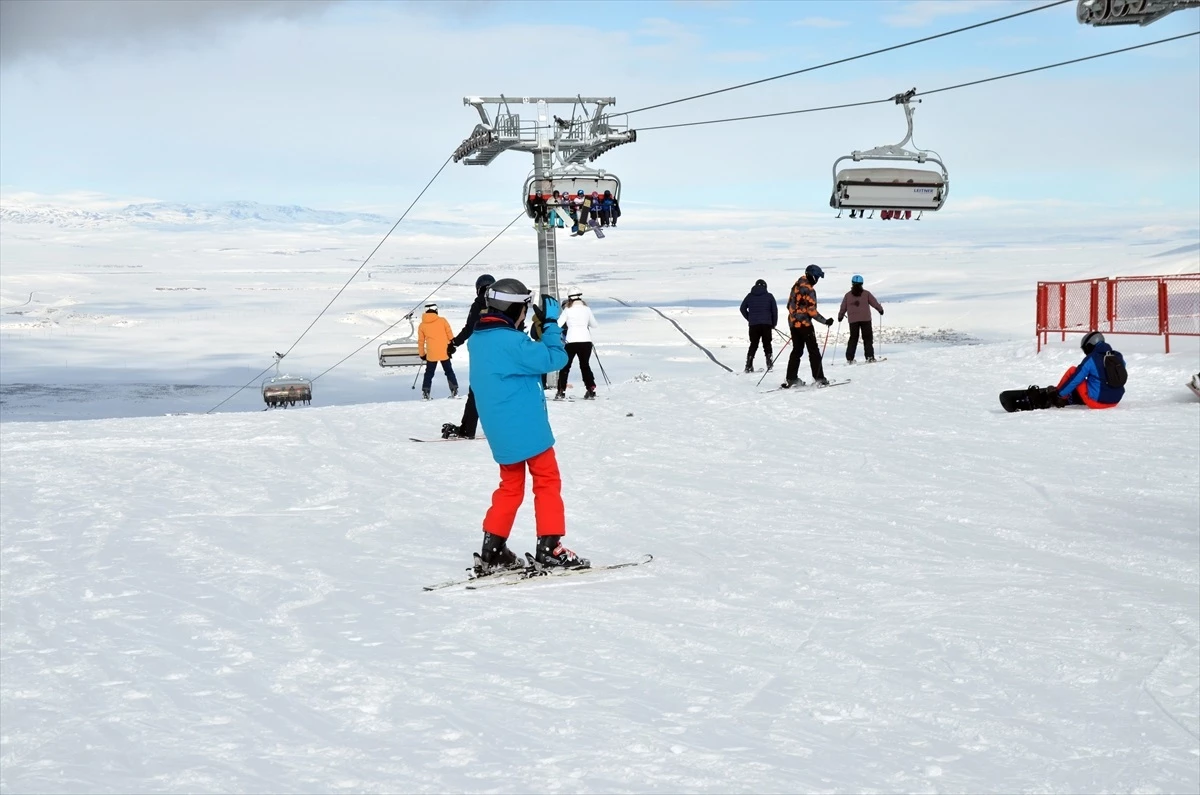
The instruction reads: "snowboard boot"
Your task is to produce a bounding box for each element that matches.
[583,388,596,400]
[533,535,589,570]
[476,532,520,575]
[441,422,459,439]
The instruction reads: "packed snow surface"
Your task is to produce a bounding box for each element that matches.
[2,203,1198,793]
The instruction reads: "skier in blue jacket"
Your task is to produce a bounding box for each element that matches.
[468,278,589,574]
[739,278,778,373]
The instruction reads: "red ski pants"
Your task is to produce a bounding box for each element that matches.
[1056,366,1118,409]
[482,447,566,539]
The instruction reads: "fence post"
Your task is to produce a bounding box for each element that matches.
[1089,279,1100,332]
[1059,284,1067,342]
[1159,278,1170,353]
[1036,283,1043,352]
[1106,278,1115,332]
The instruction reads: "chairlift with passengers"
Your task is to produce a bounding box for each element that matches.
[377,314,425,368]
[830,89,948,220]
[262,352,312,408]
[524,165,622,231]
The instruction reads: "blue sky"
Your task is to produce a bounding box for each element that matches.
[0,0,1197,218]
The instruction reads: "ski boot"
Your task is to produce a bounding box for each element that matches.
[866,357,876,363]
[813,378,830,387]
[450,386,459,398]
[583,388,596,400]
[780,377,805,389]
[554,391,567,401]
[474,532,522,577]
[422,389,431,400]
[531,535,590,572]
[744,354,754,374]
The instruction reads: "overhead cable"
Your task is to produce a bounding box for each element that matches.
[310,210,527,383]
[619,0,1072,118]
[636,32,1199,132]
[204,154,454,414]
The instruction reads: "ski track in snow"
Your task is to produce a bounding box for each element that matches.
[2,342,1198,794]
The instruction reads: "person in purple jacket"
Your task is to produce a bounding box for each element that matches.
[739,278,778,373]
[837,274,884,363]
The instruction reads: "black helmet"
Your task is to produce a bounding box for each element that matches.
[805,264,825,283]
[475,273,496,296]
[1081,330,1104,354]
[754,279,767,289]
[485,278,532,321]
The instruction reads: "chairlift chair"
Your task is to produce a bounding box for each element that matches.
[262,353,312,408]
[524,166,621,223]
[831,89,948,219]
[377,314,425,368]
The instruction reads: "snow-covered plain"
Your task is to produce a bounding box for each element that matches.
[2,198,1199,793]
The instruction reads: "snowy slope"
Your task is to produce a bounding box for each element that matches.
[2,196,1199,792]
[2,340,1198,794]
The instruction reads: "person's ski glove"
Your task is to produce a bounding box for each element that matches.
[837,314,844,323]
[533,296,560,325]
[824,317,835,327]
[447,342,457,356]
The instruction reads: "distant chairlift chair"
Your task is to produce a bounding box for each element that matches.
[262,352,313,408]
[830,88,949,221]
[377,315,425,369]
[525,166,622,234]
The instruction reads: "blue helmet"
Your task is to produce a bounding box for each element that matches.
[851,274,864,285]
[805,264,825,283]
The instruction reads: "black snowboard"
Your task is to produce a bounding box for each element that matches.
[1000,386,1060,413]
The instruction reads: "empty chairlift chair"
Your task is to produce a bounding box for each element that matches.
[830,88,948,220]
[377,315,425,369]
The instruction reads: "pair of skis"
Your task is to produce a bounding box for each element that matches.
[763,379,851,394]
[423,553,653,592]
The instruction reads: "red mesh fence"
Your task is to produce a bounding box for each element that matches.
[1036,274,1200,353]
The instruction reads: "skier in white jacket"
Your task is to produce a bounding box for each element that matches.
[555,290,599,400]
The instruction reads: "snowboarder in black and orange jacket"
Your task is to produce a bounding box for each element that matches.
[783,264,834,388]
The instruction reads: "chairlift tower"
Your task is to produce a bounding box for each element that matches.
[454,96,636,303]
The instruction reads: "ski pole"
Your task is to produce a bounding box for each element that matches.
[410,367,421,390]
[820,322,832,357]
[591,345,612,388]
[878,313,883,359]
[757,338,791,387]
[834,319,842,362]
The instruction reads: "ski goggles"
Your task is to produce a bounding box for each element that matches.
[486,288,533,307]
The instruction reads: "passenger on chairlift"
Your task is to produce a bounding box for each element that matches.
[528,192,549,228]
[599,190,615,227]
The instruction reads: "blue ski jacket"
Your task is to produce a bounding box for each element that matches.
[468,312,568,465]
[740,283,778,327]
[1058,341,1125,406]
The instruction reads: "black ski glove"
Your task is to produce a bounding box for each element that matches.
[825,317,835,327]
[447,342,457,356]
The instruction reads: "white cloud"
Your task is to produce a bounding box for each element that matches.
[790,16,850,29]
[882,0,1016,29]
[709,50,769,64]
[0,0,340,67]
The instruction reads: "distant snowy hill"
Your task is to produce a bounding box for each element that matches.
[0,199,396,230]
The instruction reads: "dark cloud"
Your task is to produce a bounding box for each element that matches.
[0,0,341,67]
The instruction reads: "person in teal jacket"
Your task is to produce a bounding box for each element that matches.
[467,278,589,574]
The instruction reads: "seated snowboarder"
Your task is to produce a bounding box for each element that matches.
[1008,331,1127,411]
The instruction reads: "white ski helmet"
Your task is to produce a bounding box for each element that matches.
[485,278,533,320]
